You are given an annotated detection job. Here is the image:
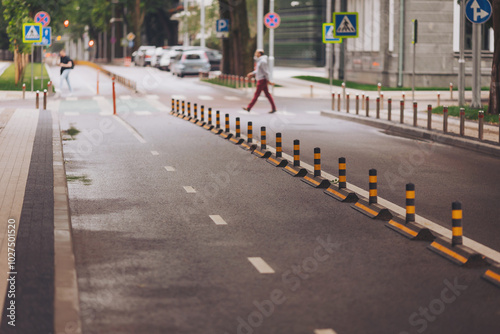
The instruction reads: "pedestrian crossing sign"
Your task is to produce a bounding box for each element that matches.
[22,23,43,43]
[322,24,342,44]
[333,12,358,38]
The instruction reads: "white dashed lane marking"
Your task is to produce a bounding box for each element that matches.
[198,95,214,101]
[224,96,241,101]
[183,186,196,193]
[247,257,275,274]
[209,215,227,225]
[151,151,159,156]
[314,330,337,334]
[164,166,176,172]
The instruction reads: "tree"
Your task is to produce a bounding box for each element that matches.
[488,0,499,114]
[219,0,254,76]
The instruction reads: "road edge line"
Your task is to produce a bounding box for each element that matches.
[52,110,82,334]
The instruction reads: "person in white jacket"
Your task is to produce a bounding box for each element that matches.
[243,49,277,113]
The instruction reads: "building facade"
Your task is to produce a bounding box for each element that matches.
[274,0,494,88]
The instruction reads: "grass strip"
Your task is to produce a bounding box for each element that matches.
[0,63,51,91]
[431,105,498,123]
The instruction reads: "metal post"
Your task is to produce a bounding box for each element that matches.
[413,102,418,127]
[183,0,189,46]
[346,93,350,113]
[458,0,466,106]
[376,97,380,119]
[112,78,116,115]
[388,98,392,121]
[443,106,448,133]
[427,104,432,130]
[331,93,335,111]
[43,89,47,110]
[36,90,39,109]
[460,108,465,136]
[471,22,482,108]
[31,44,34,92]
[41,46,44,90]
[478,110,484,140]
[400,100,404,124]
[365,97,369,117]
[269,0,275,81]
[22,83,26,99]
[356,94,359,115]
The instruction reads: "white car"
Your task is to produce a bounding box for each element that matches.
[150,47,165,67]
[158,50,172,71]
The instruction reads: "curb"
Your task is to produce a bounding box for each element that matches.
[51,110,82,333]
[320,110,500,158]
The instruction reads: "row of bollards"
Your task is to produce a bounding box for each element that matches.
[35,89,48,110]
[215,74,256,89]
[171,99,471,256]
[333,93,496,143]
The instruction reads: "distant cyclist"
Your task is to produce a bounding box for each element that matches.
[59,50,74,95]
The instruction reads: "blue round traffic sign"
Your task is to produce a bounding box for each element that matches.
[465,0,492,24]
[264,12,280,29]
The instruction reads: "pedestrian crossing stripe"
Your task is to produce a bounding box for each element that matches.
[322,23,342,44]
[333,12,358,38]
[22,23,43,43]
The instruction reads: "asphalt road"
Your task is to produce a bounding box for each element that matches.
[59,90,500,333]
[102,65,500,253]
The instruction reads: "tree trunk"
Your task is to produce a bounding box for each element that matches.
[219,0,254,76]
[132,0,145,51]
[488,0,500,114]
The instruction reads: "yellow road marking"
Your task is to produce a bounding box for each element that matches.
[325,188,346,199]
[485,270,500,282]
[430,242,467,264]
[388,220,418,237]
[304,176,320,185]
[354,202,378,216]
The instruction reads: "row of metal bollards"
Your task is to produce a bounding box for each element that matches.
[216,74,256,89]
[35,89,48,110]
[172,98,467,249]
[333,92,496,143]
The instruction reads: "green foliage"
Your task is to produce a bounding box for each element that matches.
[0,63,50,90]
[431,106,497,123]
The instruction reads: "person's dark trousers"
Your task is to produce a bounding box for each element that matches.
[247,79,277,111]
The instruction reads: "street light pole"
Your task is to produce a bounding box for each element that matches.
[326,0,332,93]
[471,22,482,108]
[183,0,189,46]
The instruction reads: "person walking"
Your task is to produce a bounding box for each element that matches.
[243,49,277,113]
[59,50,73,95]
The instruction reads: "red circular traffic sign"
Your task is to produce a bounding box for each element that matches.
[264,12,280,29]
[34,11,51,27]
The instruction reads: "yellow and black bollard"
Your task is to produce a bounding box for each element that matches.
[187,102,191,118]
[182,100,185,115]
[247,121,252,142]
[386,183,434,241]
[176,100,179,113]
[352,168,392,220]
[171,98,174,113]
[235,117,241,137]
[338,157,346,189]
[210,110,222,134]
[406,183,415,223]
[276,133,282,158]
[452,202,463,246]
[369,169,377,204]
[220,114,233,140]
[229,117,243,144]
[283,139,307,177]
[252,126,271,158]
[225,113,230,133]
[313,148,321,177]
[302,147,331,188]
[200,105,205,124]
[293,140,300,166]
[208,107,212,125]
[216,110,220,128]
[194,103,198,119]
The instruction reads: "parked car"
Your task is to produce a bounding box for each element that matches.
[171,49,211,77]
[150,47,166,67]
[134,45,155,66]
[160,46,193,71]
[158,50,173,71]
[202,49,222,71]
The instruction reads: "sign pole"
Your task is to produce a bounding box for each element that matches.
[412,19,417,101]
[41,46,44,90]
[31,44,34,92]
[471,22,482,108]
[257,0,264,50]
[326,0,332,93]
[269,0,275,81]
[459,0,466,106]
[200,0,206,48]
